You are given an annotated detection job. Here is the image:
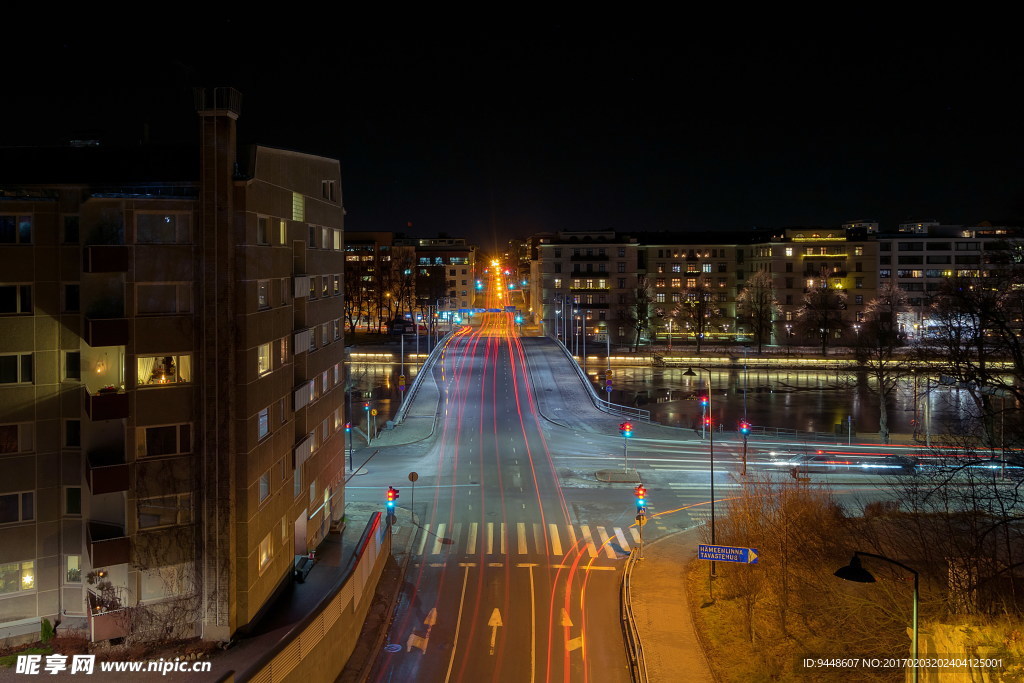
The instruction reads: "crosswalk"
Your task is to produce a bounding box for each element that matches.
[410,521,644,560]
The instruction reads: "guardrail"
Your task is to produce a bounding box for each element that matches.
[749,425,840,441]
[392,329,454,426]
[620,547,648,683]
[553,340,652,422]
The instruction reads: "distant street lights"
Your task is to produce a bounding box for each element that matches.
[835,552,920,683]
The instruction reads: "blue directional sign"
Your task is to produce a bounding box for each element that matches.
[698,544,759,564]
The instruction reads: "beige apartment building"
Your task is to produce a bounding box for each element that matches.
[0,87,346,644]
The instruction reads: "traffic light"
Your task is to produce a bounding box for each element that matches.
[634,484,647,511]
[386,486,400,510]
[364,402,370,412]
[620,422,633,438]
[345,422,352,433]
[699,393,709,407]
[739,420,751,436]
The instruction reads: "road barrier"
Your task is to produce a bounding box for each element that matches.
[620,547,648,683]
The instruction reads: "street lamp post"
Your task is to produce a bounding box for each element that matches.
[684,366,716,589]
[835,552,920,683]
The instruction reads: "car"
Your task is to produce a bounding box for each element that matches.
[786,453,917,475]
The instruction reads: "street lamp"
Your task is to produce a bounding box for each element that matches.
[835,552,919,683]
[683,366,717,587]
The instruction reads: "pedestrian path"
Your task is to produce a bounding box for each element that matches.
[408,521,644,560]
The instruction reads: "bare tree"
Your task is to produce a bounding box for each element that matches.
[678,275,719,354]
[736,270,779,354]
[856,279,911,443]
[795,274,848,355]
[619,275,652,351]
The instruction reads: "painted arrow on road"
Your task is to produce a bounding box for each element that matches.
[407,607,437,654]
[488,608,503,655]
[562,608,582,652]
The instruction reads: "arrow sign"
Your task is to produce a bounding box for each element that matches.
[561,608,582,651]
[698,544,759,564]
[488,608,503,655]
[407,608,438,654]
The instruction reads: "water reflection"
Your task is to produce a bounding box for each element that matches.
[590,367,979,437]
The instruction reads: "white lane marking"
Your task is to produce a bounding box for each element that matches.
[432,523,447,555]
[416,524,431,556]
[528,564,536,683]
[443,566,471,683]
[580,526,598,558]
[629,527,642,544]
[450,523,462,553]
[566,525,578,553]
[517,522,528,554]
[467,523,478,555]
[614,527,631,553]
[548,524,562,556]
[500,523,507,555]
[596,527,616,559]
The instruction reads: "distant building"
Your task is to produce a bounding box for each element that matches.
[0,87,346,644]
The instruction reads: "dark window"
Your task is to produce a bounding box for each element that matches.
[65,487,81,515]
[65,352,80,381]
[63,216,80,243]
[0,285,31,314]
[64,285,79,313]
[65,420,80,448]
[0,354,32,384]
[0,425,17,453]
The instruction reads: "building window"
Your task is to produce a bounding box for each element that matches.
[686,278,696,288]
[333,275,340,295]
[671,278,681,288]
[136,213,190,244]
[63,216,80,244]
[259,533,273,573]
[137,424,191,457]
[65,487,81,516]
[280,337,289,365]
[136,283,192,314]
[293,468,301,499]
[0,491,34,524]
[618,247,626,257]
[63,284,80,313]
[138,493,192,529]
[137,355,191,385]
[64,351,81,381]
[65,420,80,448]
[308,225,317,248]
[310,479,317,505]
[258,408,270,440]
[855,295,864,305]
[0,423,33,454]
[259,471,271,504]
[0,354,33,384]
[279,219,287,245]
[257,217,269,245]
[258,280,270,309]
[655,293,666,303]
[854,246,864,256]
[65,555,81,584]
[0,215,32,244]
[855,278,863,289]
[258,343,272,376]
[0,560,35,594]
[0,285,32,314]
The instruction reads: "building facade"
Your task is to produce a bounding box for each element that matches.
[0,87,346,644]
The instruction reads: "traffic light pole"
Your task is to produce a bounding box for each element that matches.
[623,435,629,472]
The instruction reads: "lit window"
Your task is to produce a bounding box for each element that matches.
[65,555,81,584]
[137,355,191,385]
[785,247,793,256]
[258,343,272,376]
[259,533,273,573]
[0,560,35,594]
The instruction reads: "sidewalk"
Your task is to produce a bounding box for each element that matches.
[629,527,715,682]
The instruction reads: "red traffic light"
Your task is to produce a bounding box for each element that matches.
[345,422,352,432]
[739,421,751,435]
[364,402,370,411]
[386,486,400,507]
[633,485,647,498]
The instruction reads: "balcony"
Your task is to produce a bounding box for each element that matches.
[83,246,129,273]
[83,317,129,347]
[87,521,130,568]
[88,606,130,642]
[87,450,129,495]
[84,388,129,421]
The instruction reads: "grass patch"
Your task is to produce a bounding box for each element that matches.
[0,647,51,668]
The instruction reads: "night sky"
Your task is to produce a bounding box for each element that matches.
[5,23,1023,248]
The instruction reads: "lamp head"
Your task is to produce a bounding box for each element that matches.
[683,367,696,377]
[834,554,876,583]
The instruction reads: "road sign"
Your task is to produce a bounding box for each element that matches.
[504,306,516,312]
[636,514,647,526]
[698,544,759,564]
[371,409,378,416]
[408,471,419,482]
[604,369,613,378]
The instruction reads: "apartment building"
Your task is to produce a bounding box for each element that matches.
[394,236,477,313]
[343,231,416,331]
[0,87,346,644]
[534,231,640,346]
